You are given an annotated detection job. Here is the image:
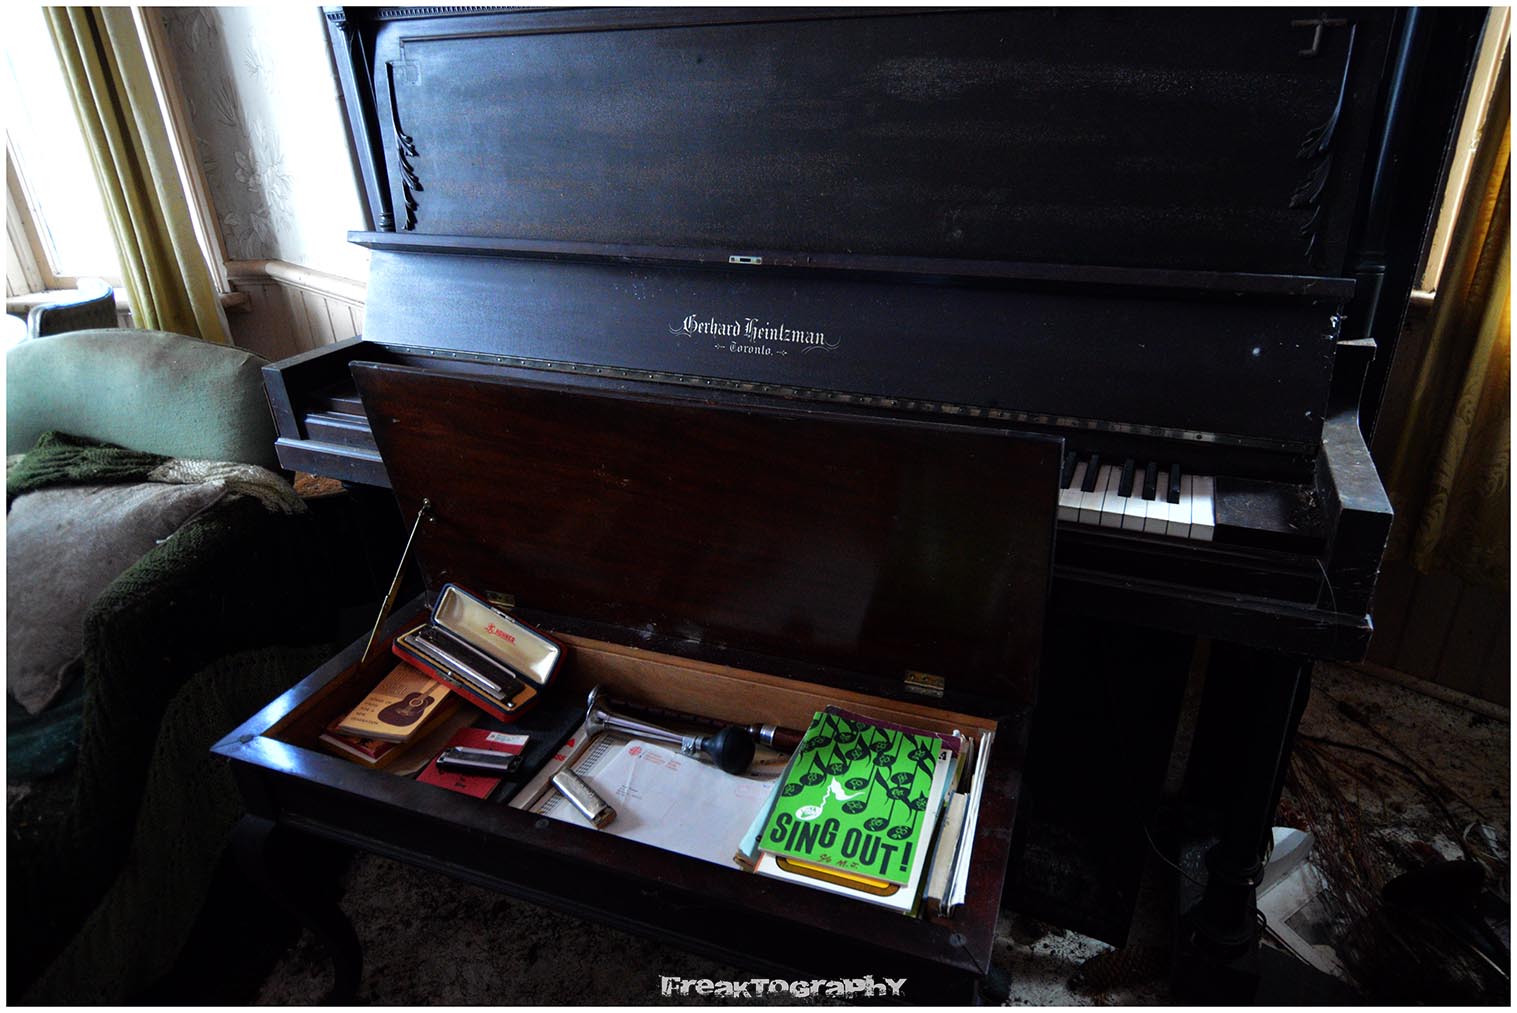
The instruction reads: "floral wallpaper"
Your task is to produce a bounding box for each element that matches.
[162,7,368,280]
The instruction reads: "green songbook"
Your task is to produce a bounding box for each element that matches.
[758,711,943,886]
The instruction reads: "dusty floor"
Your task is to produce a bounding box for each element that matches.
[255,664,1507,1005]
[252,856,1159,1006]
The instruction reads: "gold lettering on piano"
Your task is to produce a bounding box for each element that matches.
[669,314,840,356]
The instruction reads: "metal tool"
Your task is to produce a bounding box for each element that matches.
[360,498,431,667]
[584,686,755,774]
[745,722,804,754]
[582,694,802,756]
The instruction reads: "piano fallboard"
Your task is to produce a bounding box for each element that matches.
[357,244,1347,452]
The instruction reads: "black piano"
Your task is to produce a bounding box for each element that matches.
[263,6,1483,994]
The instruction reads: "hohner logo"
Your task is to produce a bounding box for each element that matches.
[670,314,840,357]
[484,622,516,645]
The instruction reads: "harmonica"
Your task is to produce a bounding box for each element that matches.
[404,626,510,701]
[436,746,523,775]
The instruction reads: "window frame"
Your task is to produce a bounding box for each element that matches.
[1412,7,1511,304]
[5,135,125,295]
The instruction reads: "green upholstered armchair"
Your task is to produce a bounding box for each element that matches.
[7,327,276,465]
[6,328,340,1001]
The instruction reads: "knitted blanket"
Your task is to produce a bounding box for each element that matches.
[6,432,337,1000]
[21,644,333,1003]
[5,431,165,504]
[8,430,304,513]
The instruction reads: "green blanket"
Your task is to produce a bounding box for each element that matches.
[7,430,168,505]
[7,432,338,1001]
[21,644,333,1003]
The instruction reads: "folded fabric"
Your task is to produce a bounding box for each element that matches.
[7,482,227,714]
[5,430,305,716]
[9,431,304,515]
[7,676,86,781]
[147,458,304,515]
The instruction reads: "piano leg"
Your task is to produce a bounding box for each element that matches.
[1176,643,1310,1002]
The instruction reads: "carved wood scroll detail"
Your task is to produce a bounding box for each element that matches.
[386,61,422,231]
[1291,21,1357,265]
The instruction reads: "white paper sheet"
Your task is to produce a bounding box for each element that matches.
[531,739,773,867]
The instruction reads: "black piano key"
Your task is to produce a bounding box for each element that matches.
[1080,453,1102,492]
[1117,458,1135,498]
[1167,463,1183,504]
[1060,451,1077,489]
[1142,461,1159,501]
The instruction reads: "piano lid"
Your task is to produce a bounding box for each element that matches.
[352,361,1061,710]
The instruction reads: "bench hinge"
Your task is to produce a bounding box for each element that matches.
[904,670,946,699]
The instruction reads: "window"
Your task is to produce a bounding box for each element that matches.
[3,4,122,294]
[1414,7,1511,302]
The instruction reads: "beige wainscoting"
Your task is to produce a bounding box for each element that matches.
[225,259,366,362]
[1366,557,1509,707]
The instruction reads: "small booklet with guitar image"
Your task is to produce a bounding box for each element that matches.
[753,709,954,913]
[336,662,458,744]
[318,718,401,768]
[319,704,477,773]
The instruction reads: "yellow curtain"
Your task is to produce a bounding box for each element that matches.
[1384,53,1510,590]
[44,7,228,344]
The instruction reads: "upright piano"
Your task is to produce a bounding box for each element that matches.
[263,5,1482,989]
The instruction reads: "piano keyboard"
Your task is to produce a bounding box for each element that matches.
[1058,453,1215,542]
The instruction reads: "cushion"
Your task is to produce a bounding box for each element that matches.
[7,481,227,714]
[6,329,277,468]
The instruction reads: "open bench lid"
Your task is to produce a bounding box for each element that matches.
[353,361,1059,712]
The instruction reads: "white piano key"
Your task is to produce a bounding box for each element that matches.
[1143,472,1170,534]
[1058,461,1087,522]
[1098,466,1126,528]
[1077,465,1112,525]
[1166,473,1193,539]
[1190,475,1216,542]
[1121,473,1148,531]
